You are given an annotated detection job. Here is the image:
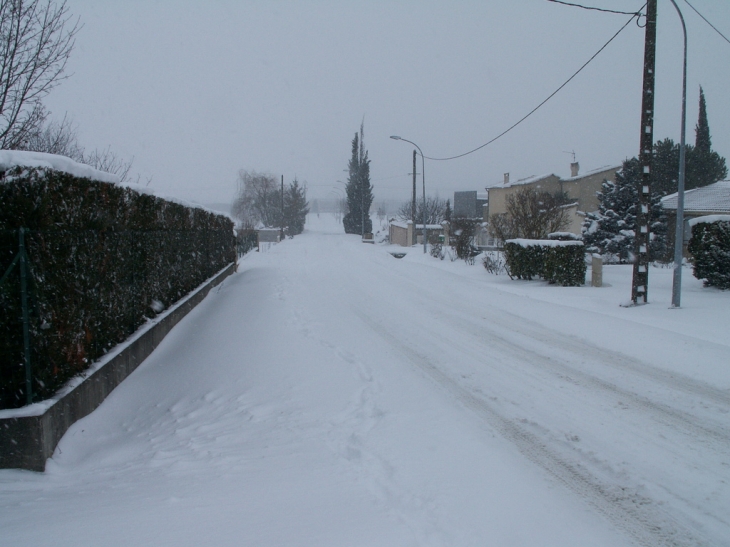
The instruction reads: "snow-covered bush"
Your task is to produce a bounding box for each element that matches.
[688,217,730,289]
[0,167,235,409]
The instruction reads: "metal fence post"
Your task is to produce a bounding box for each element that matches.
[19,228,33,405]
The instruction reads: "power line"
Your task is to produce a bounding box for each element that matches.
[683,0,730,46]
[546,0,643,17]
[425,10,640,161]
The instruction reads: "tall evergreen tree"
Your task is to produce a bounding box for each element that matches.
[695,86,711,154]
[583,158,667,263]
[343,122,374,235]
[283,177,309,236]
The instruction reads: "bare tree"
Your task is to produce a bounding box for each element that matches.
[232,170,282,228]
[22,115,136,182]
[21,112,81,157]
[0,0,80,149]
[396,195,446,225]
[489,187,572,243]
[83,146,134,182]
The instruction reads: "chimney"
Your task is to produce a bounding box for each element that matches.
[570,162,579,177]
[504,173,510,185]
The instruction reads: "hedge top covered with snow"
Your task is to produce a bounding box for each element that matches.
[0,150,234,221]
[506,238,584,248]
[688,214,730,227]
[0,150,120,184]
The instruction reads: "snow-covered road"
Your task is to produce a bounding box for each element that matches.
[1,214,728,546]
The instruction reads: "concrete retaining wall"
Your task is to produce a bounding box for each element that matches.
[0,263,236,472]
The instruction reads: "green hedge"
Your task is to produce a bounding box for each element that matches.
[688,218,730,289]
[504,239,586,286]
[0,167,235,409]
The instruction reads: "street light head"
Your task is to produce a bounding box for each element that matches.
[390,135,401,140]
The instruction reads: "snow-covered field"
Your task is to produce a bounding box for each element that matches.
[1,213,728,547]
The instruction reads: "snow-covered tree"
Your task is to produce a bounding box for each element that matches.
[582,158,667,263]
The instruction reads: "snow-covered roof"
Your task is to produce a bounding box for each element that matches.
[661,180,730,213]
[501,173,558,188]
[390,220,411,229]
[561,164,621,182]
[0,150,120,184]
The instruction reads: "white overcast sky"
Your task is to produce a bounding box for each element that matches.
[44,0,730,207]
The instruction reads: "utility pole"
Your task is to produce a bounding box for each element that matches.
[412,150,417,223]
[632,0,657,304]
[280,175,284,241]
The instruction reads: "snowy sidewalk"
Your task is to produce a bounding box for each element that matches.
[1,215,728,547]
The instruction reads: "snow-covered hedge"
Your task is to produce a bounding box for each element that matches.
[504,239,586,286]
[0,166,235,409]
[688,216,730,290]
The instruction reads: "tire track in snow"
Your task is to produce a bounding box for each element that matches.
[438,309,730,452]
[356,311,708,547]
[477,306,730,408]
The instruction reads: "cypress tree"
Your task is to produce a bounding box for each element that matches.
[343,122,374,235]
[695,86,711,154]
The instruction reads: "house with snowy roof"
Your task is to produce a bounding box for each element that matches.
[661,180,730,250]
[485,162,620,235]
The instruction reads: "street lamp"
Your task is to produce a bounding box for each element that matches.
[669,0,687,308]
[391,136,427,254]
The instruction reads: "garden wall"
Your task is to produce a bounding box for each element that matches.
[0,263,235,471]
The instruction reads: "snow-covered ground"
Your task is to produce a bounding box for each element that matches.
[1,213,728,547]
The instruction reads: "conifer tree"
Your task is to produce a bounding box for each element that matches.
[583,158,667,263]
[695,86,711,154]
[283,177,309,236]
[650,138,726,196]
[343,122,374,235]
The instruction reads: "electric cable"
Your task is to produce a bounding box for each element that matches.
[683,0,730,46]
[424,10,640,161]
[546,0,642,17]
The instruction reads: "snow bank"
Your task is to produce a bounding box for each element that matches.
[0,150,120,184]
